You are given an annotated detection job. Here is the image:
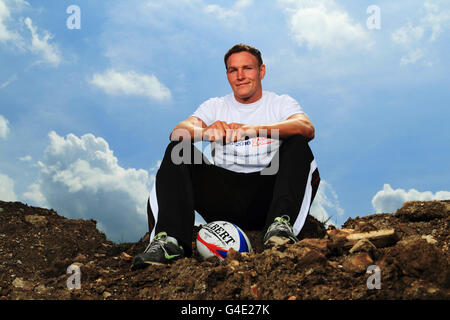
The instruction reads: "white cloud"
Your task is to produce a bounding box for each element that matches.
[0,1,61,66]
[310,180,344,227]
[392,22,425,46]
[24,17,61,67]
[0,0,20,44]
[279,0,372,51]
[0,172,17,201]
[18,155,32,161]
[89,69,171,102]
[392,1,450,66]
[204,0,253,20]
[0,73,18,89]
[372,184,450,213]
[0,114,10,139]
[22,182,47,207]
[423,1,450,41]
[24,131,152,242]
[400,48,424,66]
[0,0,13,41]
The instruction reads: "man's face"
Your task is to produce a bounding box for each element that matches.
[226,51,266,104]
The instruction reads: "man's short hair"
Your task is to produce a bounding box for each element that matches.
[224,44,263,69]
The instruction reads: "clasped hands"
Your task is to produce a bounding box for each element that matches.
[202,121,258,144]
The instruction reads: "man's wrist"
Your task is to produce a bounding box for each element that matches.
[251,125,267,137]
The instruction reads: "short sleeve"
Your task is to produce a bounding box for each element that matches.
[278,95,304,121]
[191,98,218,126]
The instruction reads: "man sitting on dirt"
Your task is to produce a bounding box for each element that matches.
[132,43,320,269]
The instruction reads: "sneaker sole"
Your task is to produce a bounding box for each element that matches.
[131,259,166,270]
[143,257,182,266]
[264,235,295,247]
[144,261,166,266]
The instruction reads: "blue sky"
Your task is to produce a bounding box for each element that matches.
[1,0,449,243]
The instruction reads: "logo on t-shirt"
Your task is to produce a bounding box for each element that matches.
[232,140,252,147]
[251,137,274,147]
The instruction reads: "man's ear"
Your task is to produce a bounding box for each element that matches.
[259,64,266,80]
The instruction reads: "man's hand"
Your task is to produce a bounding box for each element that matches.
[202,121,258,144]
[171,113,314,143]
[228,123,258,143]
[202,121,230,143]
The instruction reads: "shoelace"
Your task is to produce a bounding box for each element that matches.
[143,233,168,254]
[267,215,293,233]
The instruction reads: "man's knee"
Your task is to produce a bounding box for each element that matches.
[284,134,309,146]
[281,134,312,156]
[261,135,312,175]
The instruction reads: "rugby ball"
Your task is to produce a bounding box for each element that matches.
[196,221,252,260]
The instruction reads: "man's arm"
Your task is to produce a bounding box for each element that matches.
[230,113,315,142]
[170,116,206,141]
[170,113,315,142]
[170,116,234,142]
[262,113,315,141]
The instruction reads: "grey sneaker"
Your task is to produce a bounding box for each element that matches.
[263,215,298,247]
[131,232,184,270]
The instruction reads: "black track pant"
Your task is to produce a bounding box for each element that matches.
[146,135,320,256]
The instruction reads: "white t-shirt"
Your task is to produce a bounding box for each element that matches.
[192,91,304,173]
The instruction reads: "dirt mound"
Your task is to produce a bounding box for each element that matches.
[0,200,449,300]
